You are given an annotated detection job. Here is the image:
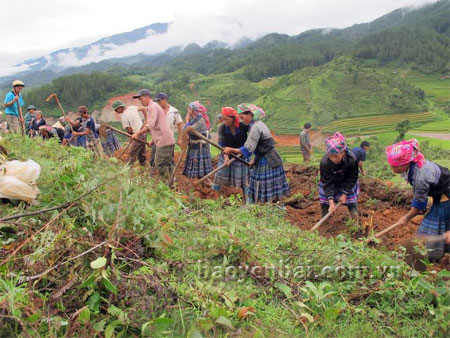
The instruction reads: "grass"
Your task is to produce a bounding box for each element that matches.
[320,111,440,135]
[1,133,448,337]
[402,71,450,106]
[375,131,450,148]
[411,119,450,133]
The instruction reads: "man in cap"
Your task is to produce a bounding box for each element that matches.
[113,100,147,165]
[131,89,175,181]
[24,105,36,135]
[3,80,25,133]
[152,92,183,167]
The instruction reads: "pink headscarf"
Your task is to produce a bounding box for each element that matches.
[325,132,347,154]
[189,101,210,129]
[386,138,425,168]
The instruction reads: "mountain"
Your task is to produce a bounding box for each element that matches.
[0,22,170,85]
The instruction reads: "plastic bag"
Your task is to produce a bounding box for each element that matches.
[0,160,41,184]
[0,176,39,204]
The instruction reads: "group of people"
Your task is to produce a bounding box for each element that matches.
[3,80,449,260]
[318,132,449,260]
[113,89,290,204]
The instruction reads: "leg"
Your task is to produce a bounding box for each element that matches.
[6,115,20,133]
[320,203,330,218]
[128,139,142,165]
[347,203,359,226]
[150,143,156,167]
[155,145,175,183]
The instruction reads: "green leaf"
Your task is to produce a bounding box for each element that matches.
[190,330,204,338]
[80,274,96,288]
[215,316,234,330]
[275,282,293,298]
[87,291,101,312]
[25,313,40,323]
[93,320,106,332]
[78,307,90,324]
[90,257,107,269]
[437,270,450,278]
[323,307,340,321]
[102,277,118,295]
[105,319,121,338]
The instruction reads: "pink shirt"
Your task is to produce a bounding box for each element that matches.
[146,100,175,147]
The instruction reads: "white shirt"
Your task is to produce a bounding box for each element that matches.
[165,105,182,135]
[120,106,143,133]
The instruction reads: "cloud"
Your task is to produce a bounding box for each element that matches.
[0,0,437,76]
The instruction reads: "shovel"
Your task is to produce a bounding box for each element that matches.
[311,202,341,231]
[184,127,251,166]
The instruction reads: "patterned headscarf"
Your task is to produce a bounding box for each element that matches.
[189,101,210,129]
[386,138,425,168]
[237,103,266,121]
[325,132,347,154]
[221,107,239,128]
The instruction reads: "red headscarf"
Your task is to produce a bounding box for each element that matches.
[221,107,239,128]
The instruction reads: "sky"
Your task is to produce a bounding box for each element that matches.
[0,0,436,76]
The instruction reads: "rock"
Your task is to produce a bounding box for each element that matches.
[383,209,392,216]
[411,215,424,225]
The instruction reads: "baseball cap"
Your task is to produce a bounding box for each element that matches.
[154,92,168,101]
[133,89,151,99]
[112,100,125,111]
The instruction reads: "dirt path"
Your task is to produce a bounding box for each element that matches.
[410,132,450,140]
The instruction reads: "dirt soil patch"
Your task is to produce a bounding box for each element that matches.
[114,149,449,269]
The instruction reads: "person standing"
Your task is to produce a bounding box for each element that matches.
[352,141,370,176]
[299,122,312,164]
[319,132,360,223]
[223,103,289,203]
[386,139,450,261]
[151,92,183,168]
[213,107,250,197]
[182,101,212,179]
[131,89,175,181]
[3,80,25,133]
[24,105,36,135]
[113,100,147,165]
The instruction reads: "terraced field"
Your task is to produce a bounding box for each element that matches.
[320,111,441,135]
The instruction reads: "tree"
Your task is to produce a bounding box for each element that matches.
[394,119,411,142]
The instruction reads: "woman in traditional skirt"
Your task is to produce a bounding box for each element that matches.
[213,107,250,196]
[386,139,450,260]
[319,132,360,223]
[223,103,289,203]
[183,101,212,178]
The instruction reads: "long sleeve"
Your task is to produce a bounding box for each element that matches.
[342,161,359,195]
[320,159,335,200]
[411,168,433,210]
[217,124,226,147]
[241,123,261,154]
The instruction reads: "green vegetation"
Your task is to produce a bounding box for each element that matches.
[1,134,449,337]
[321,111,438,135]
[411,119,450,133]
[403,72,450,107]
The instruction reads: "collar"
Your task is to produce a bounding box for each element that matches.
[407,162,416,185]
